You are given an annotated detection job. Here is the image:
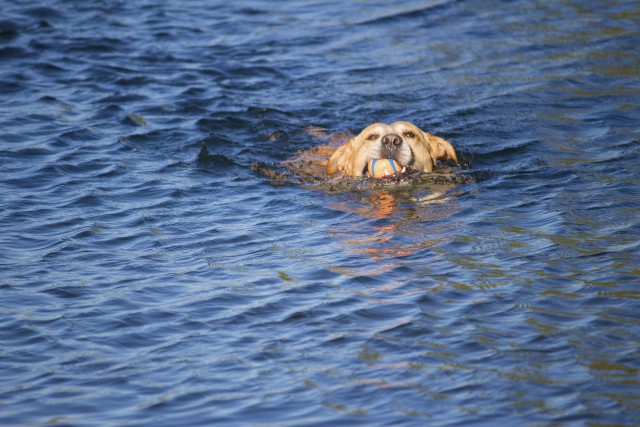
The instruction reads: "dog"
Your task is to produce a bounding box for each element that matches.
[325,121,458,177]
[258,121,458,184]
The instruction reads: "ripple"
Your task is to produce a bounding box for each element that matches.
[0,19,21,40]
[355,2,452,27]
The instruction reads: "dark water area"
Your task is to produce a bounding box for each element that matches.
[1,0,640,425]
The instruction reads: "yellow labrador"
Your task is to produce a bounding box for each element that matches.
[325,121,458,177]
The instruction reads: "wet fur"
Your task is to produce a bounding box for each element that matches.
[325,121,458,177]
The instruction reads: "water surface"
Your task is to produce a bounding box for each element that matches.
[1,0,639,425]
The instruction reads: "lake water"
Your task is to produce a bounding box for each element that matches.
[1,0,639,425]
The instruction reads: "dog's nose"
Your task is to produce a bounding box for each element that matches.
[382,133,402,149]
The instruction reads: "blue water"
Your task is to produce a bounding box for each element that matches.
[1,1,639,425]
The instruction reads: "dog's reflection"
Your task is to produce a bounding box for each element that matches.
[329,190,460,264]
[360,193,398,219]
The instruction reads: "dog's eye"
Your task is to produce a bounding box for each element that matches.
[404,131,416,138]
[367,134,379,141]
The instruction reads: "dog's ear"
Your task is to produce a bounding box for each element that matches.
[422,131,458,164]
[326,137,354,175]
[326,136,370,176]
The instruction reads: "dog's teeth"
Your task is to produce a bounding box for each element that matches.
[401,167,406,173]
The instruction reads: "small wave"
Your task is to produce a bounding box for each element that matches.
[197,142,237,168]
[0,46,29,59]
[0,19,20,41]
[355,1,452,26]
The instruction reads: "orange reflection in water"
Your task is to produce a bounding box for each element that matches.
[366,193,398,219]
[329,190,462,265]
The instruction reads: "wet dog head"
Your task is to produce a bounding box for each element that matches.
[325,121,458,177]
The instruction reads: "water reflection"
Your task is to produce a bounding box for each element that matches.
[329,187,463,264]
[363,193,398,219]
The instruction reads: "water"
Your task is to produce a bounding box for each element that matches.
[1,0,639,425]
